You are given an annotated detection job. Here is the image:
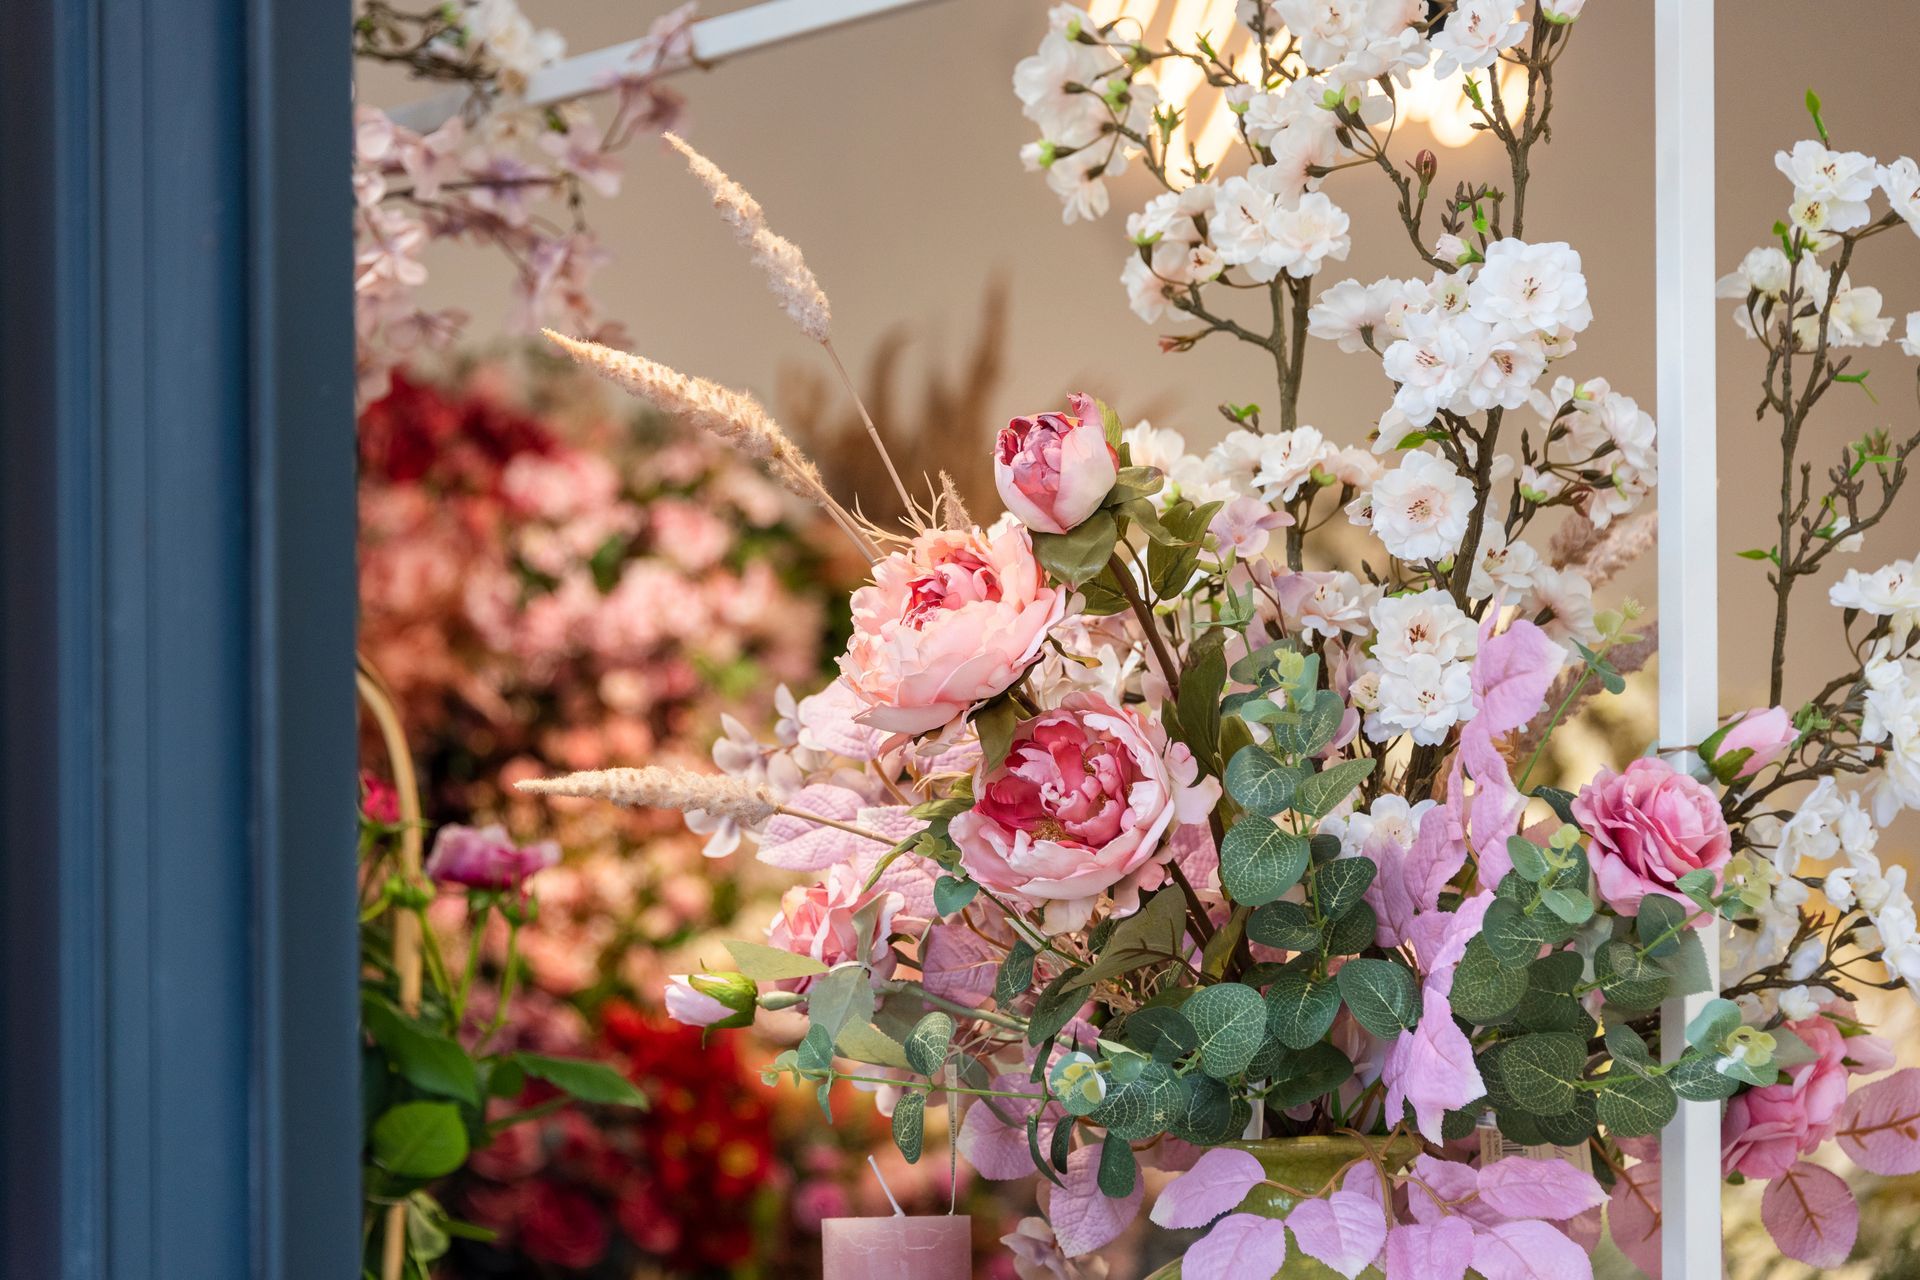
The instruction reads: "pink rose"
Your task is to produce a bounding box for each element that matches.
[950,693,1221,933]
[1711,706,1798,779]
[425,822,560,891]
[765,864,903,990]
[1723,1015,1853,1179]
[1572,757,1731,914]
[994,393,1118,535]
[839,524,1067,736]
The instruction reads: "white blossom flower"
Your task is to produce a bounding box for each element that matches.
[1381,310,1482,425]
[1455,330,1548,413]
[1369,450,1475,561]
[1541,0,1585,21]
[1825,282,1894,348]
[1527,564,1601,648]
[1279,570,1381,639]
[1271,0,1425,74]
[1468,525,1545,598]
[1717,246,1794,301]
[1320,793,1437,858]
[1830,558,1920,619]
[1308,277,1395,353]
[1779,985,1822,1021]
[1468,239,1594,338]
[1371,588,1479,668]
[1776,139,1878,234]
[1429,0,1527,76]
[1122,421,1235,510]
[1273,191,1353,277]
[1879,156,1920,238]
[1367,653,1476,745]
[1901,312,1920,359]
[1250,426,1339,502]
[1211,166,1301,281]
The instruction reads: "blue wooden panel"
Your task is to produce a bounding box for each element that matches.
[0,1,358,1277]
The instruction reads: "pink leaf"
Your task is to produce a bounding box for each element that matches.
[1405,1155,1497,1228]
[1476,1155,1606,1222]
[1837,1067,1920,1175]
[1382,983,1486,1143]
[756,783,873,870]
[1373,808,1468,946]
[918,922,1000,1005]
[955,1074,1060,1180]
[1182,1213,1291,1280]
[1606,1157,1660,1280]
[1760,1160,1858,1269]
[1384,1217,1475,1280]
[1150,1147,1267,1229]
[1468,1219,1593,1280]
[1287,1188,1387,1279]
[1472,617,1564,738]
[1049,1142,1144,1257]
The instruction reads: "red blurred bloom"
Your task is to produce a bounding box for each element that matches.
[519,1182,610,1270]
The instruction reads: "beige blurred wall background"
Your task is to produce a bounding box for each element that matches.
[368,0,1920,719]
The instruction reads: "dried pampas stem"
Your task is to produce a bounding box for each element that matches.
[517,766,779,824]
[1579,511,1657,591]
[825,335,914,511]
[543,329,878,563]
[937,472,972,531]
[1508,621,1659,766]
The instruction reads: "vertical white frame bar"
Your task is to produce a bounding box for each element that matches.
[1655,0,1722,1275]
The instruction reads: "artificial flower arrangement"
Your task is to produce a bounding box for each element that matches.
[513,2,1920,1276]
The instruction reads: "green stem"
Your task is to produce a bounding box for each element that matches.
[474,918,521,1055]
[1516,667,1592,791]
[452,900,490,1024]
[883,981,1029,1033]
[834,1072,1050,1102]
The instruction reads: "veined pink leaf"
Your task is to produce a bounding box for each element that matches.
[1405,1155,1498,1228]
[1467,1218,1593,1280]
[1606,1157,1660,1280]
[1182,1213,1290,1280]
[1049,1142,1144,1257]
[1760,1160,1858,1269]
[1476,1154,1606,1222]
[756,783,872,869]
[1384,1217,1475,1280]
[955,1074,1060,1179]
[1472,616,1565,738]
[1382,984,1485,1143]
[1287,1188,1387,1279]
[1836,1067,1920,1175]
[1149,1147,1266,1229]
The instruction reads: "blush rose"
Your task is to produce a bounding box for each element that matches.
[1572,756,1731,914]
[993,392,1119,535]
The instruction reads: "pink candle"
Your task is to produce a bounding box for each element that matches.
[821,1214,971,1279]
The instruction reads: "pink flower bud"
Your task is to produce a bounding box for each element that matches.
[663,973,756,1030]
[1714,706,1798,779]
[993,393,1118,535]
[424,822,560,891]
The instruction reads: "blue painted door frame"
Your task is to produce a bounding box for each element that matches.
[0,1,359,1277]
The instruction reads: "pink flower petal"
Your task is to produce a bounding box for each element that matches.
[1149,1147,1267,1229]
[1836,1066,1920,1175]
[1467,1218,1593,1280]
[1049,1142,1144,1257]
[1182,1213,1291,1280]
[1384,1217,1475,1280]
[1760,1160,1858,1269]
[1476,1155,1606,1222]
[1286,1188,1386,1279]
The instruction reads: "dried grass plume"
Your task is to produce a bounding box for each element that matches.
[516,766,777,824]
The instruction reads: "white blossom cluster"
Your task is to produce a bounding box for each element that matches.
[1012,6,1161,222]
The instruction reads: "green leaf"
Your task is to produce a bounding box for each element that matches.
[1483,1033,1585,1117]
[1450,938,1529,1024]
[1091,1059,1186,1140]
[362,996,480,1105]
[1170,1075,1240,1146]
[371,1101,470,1179]
[723,938,828,983]
[1533,786,1579,826]
[1264,1042,1354,1108]
[1685,997,1744,1052]
[933,875,979,917]
[1658,929,1714,997]
[513,1053,648,1107]
[1028,968,1090,1045]
[1291,758,1377,819]
[892,1090,927,1163]
[1224,746,1300,816]
[1265,965,1342,1050]
[1597,1072,1678,1138]
[996,940,1038,1007]
[1065,887,1189,991]
[1482,898,1553,969]
[1272,689,1345,758]
[1635,895,1688,957]
[1248,901,1320,952]
[1507,837,1549,883]
[1176,628,1228,773]
[1676,869,1719,910]
[1027,1112,1063,1186]
[835,1019,912,1069]
[1540,885,1595,925]
[1219,817,1311,907]
[1336,958,1420,1037]
[1597,941,1669,1012]
[1031,510,1119,586]
[1668,1049,1743,1101]
[905,1012,955,1077]
[1184,983,1268,1079]
[1098,1130,1138,1198]
[805,964,876,1042]
[1604,1025,1660,1079]
[1120,1006,1199,1064]
[1323,901,1378,956]
[1312,856,1377,921]
[972,696,1023,771]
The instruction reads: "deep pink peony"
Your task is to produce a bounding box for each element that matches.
[839,524,1067,736]
[764,864,903,990]
[425,822,560,891]
[1715,706,1798,779]
[1723,1015,1854,1179]
[949,694,1220,933]
[994,393,1118,535]
[1572,756,1731,914]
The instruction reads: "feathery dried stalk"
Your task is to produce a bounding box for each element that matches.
[1578,511,1657,591]
[1548,512,1601,570]
[1508,622,1660,765]
[937,472,972,531]
[542,329,878,561]
[517,766,778,824]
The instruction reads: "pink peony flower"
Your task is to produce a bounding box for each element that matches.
[839,524,1067,736]
[1723,1015,1854,1179]
[1713,706,1798,779]
[994,393,1118,535]
[425,822,560,891]
[1572,757,1731,914]
[950,693,1220,933]
[765,864,903,989]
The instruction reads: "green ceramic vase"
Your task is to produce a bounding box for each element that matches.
[1145,1134,1421,1280]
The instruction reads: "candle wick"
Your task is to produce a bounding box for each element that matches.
[866,1154,906,1217]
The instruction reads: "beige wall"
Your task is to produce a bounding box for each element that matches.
[369,0,1920,716]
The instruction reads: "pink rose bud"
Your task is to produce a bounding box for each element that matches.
[664,972,756,1030]
[1706,706,1797,781]
[993,392,1119,535]
[424,822,560,891]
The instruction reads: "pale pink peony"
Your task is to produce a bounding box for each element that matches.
[1714,706,1798,779]
[994,393,1118,535]
[839,524,1067,735]
[1723,1015,1855,1179]
[425,822,560,891]
[950,693,1220,933]
[764,863,903,990]
[1572,757,1731,914]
